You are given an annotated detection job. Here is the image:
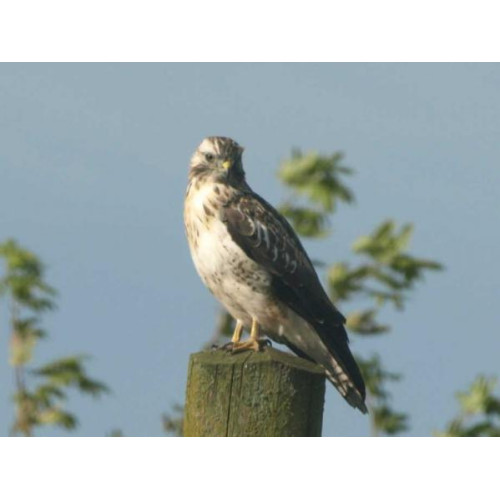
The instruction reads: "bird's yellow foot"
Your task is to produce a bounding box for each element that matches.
[230,338,271,354]
[213,340,269,352]
[216,342,238,352]
[214,319,270,353]
[213,320,245,351]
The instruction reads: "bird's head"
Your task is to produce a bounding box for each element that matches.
[189,136,246,185]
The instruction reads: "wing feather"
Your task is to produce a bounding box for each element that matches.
[222,192,345,330]
[222,191,366,410]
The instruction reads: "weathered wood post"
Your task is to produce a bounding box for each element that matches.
[183,347,326,437]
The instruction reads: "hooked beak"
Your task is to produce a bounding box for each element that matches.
[221,159,232,170]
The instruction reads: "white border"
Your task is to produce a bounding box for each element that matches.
[0,1,498,62]
[0,437,497,498]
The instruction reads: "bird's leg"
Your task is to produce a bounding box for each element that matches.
[231,320,244,344]
[218,320,244,351]
[231,318,269,353]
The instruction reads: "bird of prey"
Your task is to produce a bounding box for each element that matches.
[184,136,367,413]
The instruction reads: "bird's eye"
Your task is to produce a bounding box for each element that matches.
[204,153,214,162]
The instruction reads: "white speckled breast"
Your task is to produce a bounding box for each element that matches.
[184,179,275,328]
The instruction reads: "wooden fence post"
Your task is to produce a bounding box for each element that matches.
[183,347,326,437]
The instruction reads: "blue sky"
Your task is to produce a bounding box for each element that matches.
[1,63,499,436]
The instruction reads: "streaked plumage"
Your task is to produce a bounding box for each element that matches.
[184,136,367,413]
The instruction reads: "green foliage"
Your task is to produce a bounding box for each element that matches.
[436,376,500,437]
[278,150,355,213]
[277,151,354,238]
[326,225,441,432]
[278,203,330,238]
[162,405,184,437]
[0,239,56,311]
[278,150,441,436]
[0,239,109,436]
[10,317,46,365]
[345,310,389,335]
[203,309,235,349]
[107,429,124,437]
[34,356,108,396]
[348,220,443,309]
[357,354,408,436]
[329,221,443,311]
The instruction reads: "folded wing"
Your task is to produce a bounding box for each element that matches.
[221,191,366,411]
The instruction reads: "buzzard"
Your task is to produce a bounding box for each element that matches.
[184,137,367,413]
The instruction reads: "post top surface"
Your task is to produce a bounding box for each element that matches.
[190,347,325,375]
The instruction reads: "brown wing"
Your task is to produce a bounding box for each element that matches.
[222,191,366,408]
[221,191,346,339]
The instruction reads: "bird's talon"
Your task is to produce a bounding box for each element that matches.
[230,338,269,354]
[212,342,235,352]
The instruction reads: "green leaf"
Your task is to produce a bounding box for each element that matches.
[327,263,372,303]
[0,239,56,311]
[162,404,184,437]
[278,150,354,213]
[357,354,401,400]
[457,376,497,415]
[33,384,67,406]
[356,354,408,436]
[278,203,329,238]
[211,310,234,341]
[9,331,37,366]
[436,376,500,437]
[2,238,110,436]
[107,429,125,437]
[346,309,390,335]
[372,404,409,436]
[37,408,78,429]
[34,356,109,396]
